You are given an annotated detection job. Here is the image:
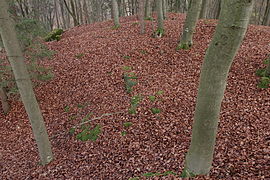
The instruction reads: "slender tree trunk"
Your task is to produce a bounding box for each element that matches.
[59,0,68,28]
[262,0,270,26]
[0,86,10,114]
[156,0,164,37]
[83,0,90,24]
[162,0,167,19]
[63,0,79,26]
[16,0,26,17]
[69,0,79,26]
[177,0,203,50]
[93,0,102,22]
[139,0,146,34]
[32,0,40,21]
[183,0,254,176]
[76,0,83,25]
[0,0,53,165]
[145,0,152,19]
[54,0,60,28]
[199,0,208,19]
[112,0,120,27]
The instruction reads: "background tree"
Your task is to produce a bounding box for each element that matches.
[156,0,164,37]
[262,0,270,26]
[0,0,53,165]
[0,87,10,114]
[182,0,254,176]
[144,0,152,19]
[139,0,146,34]
[162,0,168,19]
[112,0,120,27]
[177,0,203,50]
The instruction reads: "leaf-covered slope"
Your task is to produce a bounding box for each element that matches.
[1,13,270,179]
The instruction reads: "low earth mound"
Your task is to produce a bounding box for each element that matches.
[1,13,270,179]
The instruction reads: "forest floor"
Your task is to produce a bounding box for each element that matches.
[1,13,270,179]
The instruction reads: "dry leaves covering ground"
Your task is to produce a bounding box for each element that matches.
[1,13,270,179]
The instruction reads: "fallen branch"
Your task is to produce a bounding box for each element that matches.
[50,111,125,140]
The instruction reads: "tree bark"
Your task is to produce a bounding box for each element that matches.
[162,0,167,19]
[262,0,270,26]
[0,86,10,114]
[211,0,221,19]
[145,0,152,19]
[63,0,79,26]
[199,0,209,19]
[183,0,254,176]
[177,0,203,49]
[139,0,146,34]
[112,0,120,27]
[156,0,164,37]
[0,0,53,165]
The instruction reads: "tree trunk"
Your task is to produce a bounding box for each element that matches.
[183,0,254,176]
[262,0,270,26]
[112,0,120,27]
[162,0,167,19]
[0,0,53,165]
[54,0,60,28]
[139,0,146,34]
[156,0,164,37]
[145,0,151,19]
[83,0,90,24]
[32,0,40,21]
[199,0,209,19]
[63,0,79,26]
[59,0,68,28]
[177,0,203,49]
[0,87,10,114]
[69,0,79,26]
[211,0,221,19]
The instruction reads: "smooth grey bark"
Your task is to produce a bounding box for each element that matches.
[112,0,120,27]
[0,87,10,114]
[145,0,152,19]
[156,0,164,36]
[83,0,90,24]
[162,0,167,19]
[199,0,209,19]
[211,0,221,19]
[139,0,146,34]
[0,0,53,165]
[183,0,254,176]
[63,0,79,26]
[262,0,270,26]
[93,0,102,22]
[178,0,203,49]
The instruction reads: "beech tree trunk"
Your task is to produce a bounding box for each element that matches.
[112,0,120,27]
[145,0,152,19]
[211,0,221,19]
[262,0,270,26]
[156,0,164,37]
[199,0,209,19]
[178,0,203,49]
[139,0,146,34]
[162,0,167,19]
[183,0,254,176]
[0,87,10,114]
[0,0,53,165]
